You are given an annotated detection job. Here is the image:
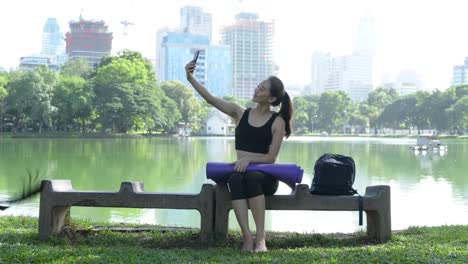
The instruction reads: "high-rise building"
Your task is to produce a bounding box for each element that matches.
[309,51,331,95]
[221,13,274,99]
[354,15,377,56]
[65,17,113,68]
[42,18,65,58]
[452,57,468,85]
[395,69,422,95]
[156,27,178,80]
[325,52,373,102]
[180,6,212,43]
[323,15,375,101]
[160,32,232,97]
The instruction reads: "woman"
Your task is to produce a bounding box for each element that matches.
[185,60,292,252]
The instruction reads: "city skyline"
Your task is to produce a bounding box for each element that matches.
[2,0,468,90]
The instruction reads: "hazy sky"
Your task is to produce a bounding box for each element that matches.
[1,0,468,90]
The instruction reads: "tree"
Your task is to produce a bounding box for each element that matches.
[292,96,309,133]
[97,50,156,82]
[446,95,468,134]
[316,91,350,133]
[158,95,181,133]
[454,84,468,98]
[52,75,95,131]
[377,95,417,132]
[94,81,176,133]
[424,89,454,132]
[160,81,202,131]
[5,67,57,132]
[366,87,398,131]
[96,58,149,86]
[367,87,398,110]
[358,103,379,133]
[60,58,92,78]
[93,50,177,133]
[292,95,319,133]
[348,112,368,133]
[413,91,431,133]
[0,72,7,94]
[0,72,9,130]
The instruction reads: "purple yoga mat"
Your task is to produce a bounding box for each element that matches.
[206,162,303,189]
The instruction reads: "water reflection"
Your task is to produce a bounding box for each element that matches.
[0,137,467,233]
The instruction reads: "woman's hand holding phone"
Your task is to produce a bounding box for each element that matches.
[185,50,200,79]
[185,61,195,79]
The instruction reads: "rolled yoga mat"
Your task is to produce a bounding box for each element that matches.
[206,162,304,189]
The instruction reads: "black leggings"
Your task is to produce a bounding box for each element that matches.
[227,171,279,200]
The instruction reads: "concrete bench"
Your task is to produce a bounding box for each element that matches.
[214,184,391,243]
[38,180,215,244]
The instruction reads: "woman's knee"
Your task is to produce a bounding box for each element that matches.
[244,171,278,196]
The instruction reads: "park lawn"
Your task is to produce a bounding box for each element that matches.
[0,216,466,263]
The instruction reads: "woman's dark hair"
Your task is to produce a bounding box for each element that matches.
[268,76,293,138]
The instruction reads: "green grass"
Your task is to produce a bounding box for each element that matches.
[0,217,466,263]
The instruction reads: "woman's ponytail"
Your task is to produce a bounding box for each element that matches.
[279,92,292,138]
[268,76,293,138]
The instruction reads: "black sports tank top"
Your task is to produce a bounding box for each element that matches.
[235,108,279,154]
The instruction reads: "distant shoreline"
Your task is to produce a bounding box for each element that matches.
[1,132,466,139]
[0,132,170,139]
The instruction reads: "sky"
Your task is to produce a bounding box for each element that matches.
[1,0,468,90]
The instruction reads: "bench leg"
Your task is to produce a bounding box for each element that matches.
[199,184,214,244]
[366,187,391,242]
[366,210,391,242]
[214,185,231,241]
[38,180,73,240]
[38,205,70,240]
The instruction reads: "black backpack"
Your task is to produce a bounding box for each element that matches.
[310,153,357,195]
[310,153,363,225]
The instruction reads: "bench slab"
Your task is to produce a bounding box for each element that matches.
[38,180,215,244]
[214,184,391,242]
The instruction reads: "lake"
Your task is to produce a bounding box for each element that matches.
[1,136,467,233]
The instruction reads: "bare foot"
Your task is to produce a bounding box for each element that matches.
[254,239,267,253]
[241,237,254,252]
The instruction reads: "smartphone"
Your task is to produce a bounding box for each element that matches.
[192,50,200,63]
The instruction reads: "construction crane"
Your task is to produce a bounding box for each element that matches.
[121,20,135,37]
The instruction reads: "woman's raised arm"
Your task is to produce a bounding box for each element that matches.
[185,61,244,121]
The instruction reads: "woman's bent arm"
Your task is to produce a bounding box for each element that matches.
[233,117,286,172]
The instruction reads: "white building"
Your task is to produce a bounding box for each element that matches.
[309,51,330,95]
[180,6,212,43]
[19,55,58,71]
[205,108,232,136]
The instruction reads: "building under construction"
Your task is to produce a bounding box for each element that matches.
[221,13,274,99]
[65,17,113,68]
